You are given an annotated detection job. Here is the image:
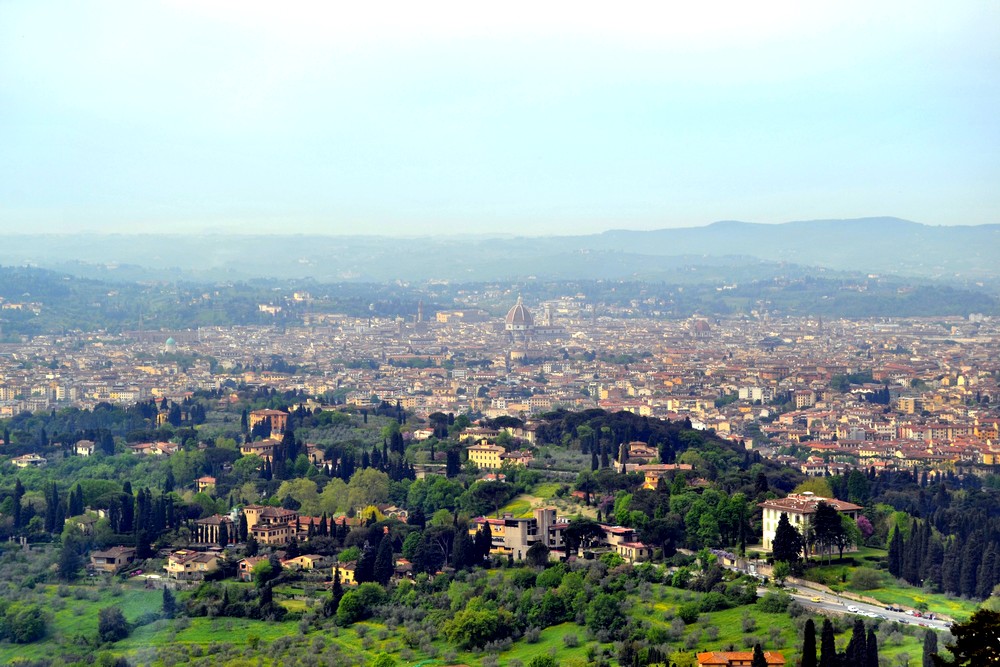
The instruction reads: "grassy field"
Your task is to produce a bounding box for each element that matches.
[0,582,163,664]
[843,581,977,621]
[801,551,979,622]
[497,481,593,520]
[0,578,947,667]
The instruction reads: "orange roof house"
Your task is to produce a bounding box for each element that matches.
[697,650,785,666]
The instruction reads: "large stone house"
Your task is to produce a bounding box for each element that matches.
[758,492,862,553]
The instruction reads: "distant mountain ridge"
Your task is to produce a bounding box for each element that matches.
[0,218,997,283]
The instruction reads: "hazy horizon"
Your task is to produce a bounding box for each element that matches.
[0,216,997,240]
[2,2,998,236]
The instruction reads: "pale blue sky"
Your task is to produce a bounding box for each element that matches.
[1,1,998,235]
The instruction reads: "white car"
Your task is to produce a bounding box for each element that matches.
[848,605,860,613]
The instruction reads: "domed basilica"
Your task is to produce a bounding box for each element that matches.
[504,296,534,337]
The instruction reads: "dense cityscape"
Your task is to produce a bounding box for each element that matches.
[2,2,998,666]
[3,295,998,476]
[1,287,998,666]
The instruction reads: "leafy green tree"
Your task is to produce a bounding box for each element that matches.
[347,469,391,510]
[812,501,845,563]
[932,609,1000,666]
[1,604,48,643]
[586,593,626,638]
[97,606,129,643]
[336,590,364,625]
[526,542,550,568]
[370,653,397,667]
[772,560,791,585]
[443,598,515,650]
[527,657,557,667]
[58,535,83,581]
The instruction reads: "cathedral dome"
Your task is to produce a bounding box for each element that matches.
[504,296,533,331]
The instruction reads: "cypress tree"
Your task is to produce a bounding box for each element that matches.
[162,588,177,619]
[922,629,937,667]
[866,627,879,667]
[888,526,904,578]
[218,521,230,548]
[751,644,767,667]
[13,479,24,530]
[373,534,394,585]
[959,534,982,597]
[846,619,866,666]
[452,529,472,570]
[772,512,804,565]
[475,524,492,562]
[355,541,376,583]
[819,619,837,667]
[977,544,997,600]
[801,618,817,667]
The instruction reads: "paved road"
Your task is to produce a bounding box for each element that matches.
[782,586,951,632]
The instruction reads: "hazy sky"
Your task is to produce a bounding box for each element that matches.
[1,2,998,236]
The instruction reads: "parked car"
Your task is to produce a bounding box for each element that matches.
[848,605,860,613]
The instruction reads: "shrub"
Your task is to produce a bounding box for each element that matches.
[699,592,731,612]
[0,603,48,643]
[98,606,129,643]
[850,567,883,590]
[563,632,580,647]
[677,602,700,625]
[757,591,792,613]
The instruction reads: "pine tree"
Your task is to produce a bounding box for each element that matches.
[801,618,817,667]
